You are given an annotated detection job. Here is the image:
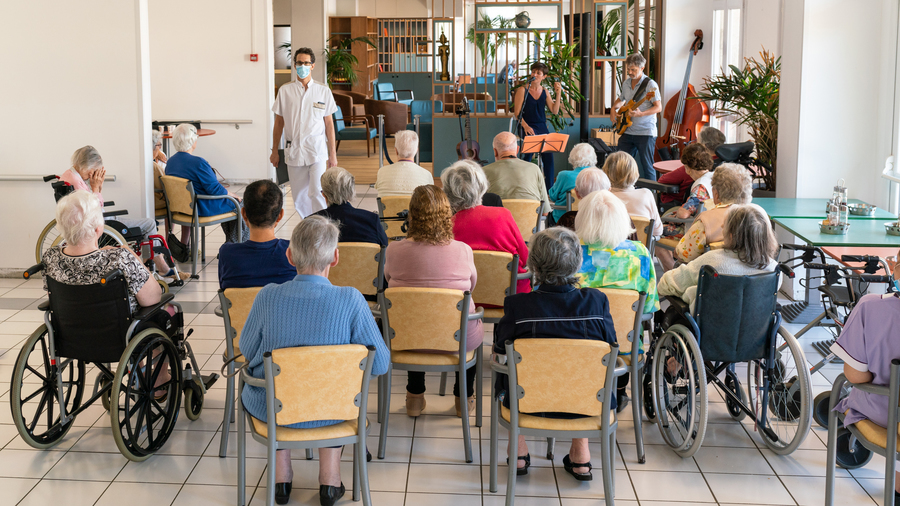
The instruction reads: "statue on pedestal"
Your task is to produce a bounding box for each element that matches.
[438,30,450,82]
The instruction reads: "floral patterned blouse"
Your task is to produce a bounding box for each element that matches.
[674,203,732,264]
[42,247,150,313]
[576,239,660,314]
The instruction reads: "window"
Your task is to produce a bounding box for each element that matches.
[710,2,742,142]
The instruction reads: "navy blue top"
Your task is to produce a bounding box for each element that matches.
[522,89,549,134]
[165,152,235,216]
[313,203,388,246]
[495,284,618,410]
[218,239,296,290]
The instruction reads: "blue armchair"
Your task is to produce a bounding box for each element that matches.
[333,108,377,157]
[406,100,443,163]
[375,82,414,106]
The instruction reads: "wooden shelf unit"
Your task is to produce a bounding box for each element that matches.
[329,16,378,96]
[377,18,431,73]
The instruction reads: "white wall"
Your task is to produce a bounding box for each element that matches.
[742,0,781,60]
[662,0,713,136]
[0,0,152,270]
[292,0,328,83]
[149,0,274,182]
[274,0,291,24]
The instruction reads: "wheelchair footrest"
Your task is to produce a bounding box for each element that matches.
[202,373,219,391]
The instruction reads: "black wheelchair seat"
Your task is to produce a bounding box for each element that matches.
[715,141,755,163]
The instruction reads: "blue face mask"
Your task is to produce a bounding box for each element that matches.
[295,65,311,79]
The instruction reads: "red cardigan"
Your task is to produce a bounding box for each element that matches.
[452,206,531,298]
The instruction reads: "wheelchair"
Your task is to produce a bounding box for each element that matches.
[644,265,813,457]
[10,263,217,461]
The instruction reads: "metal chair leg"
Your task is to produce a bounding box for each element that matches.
[632,361,645,464]
[305,448,313,460]
[489,388,499,493]
[475,348,483,427]
[460,363,473,463]
[506,424,518,506]
[219,366,234,457]
[377,365,392,459]
[439,371,448,396]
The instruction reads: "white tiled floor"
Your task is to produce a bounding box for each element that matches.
[0,185,889,505]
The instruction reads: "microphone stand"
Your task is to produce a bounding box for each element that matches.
[511,75,536,140]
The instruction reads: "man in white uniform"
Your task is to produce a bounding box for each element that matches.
[270,47,338,217]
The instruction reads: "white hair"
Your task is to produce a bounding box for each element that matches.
[567,143,597,169]
[56,190,104,247]
[393,130,419,159]
[291,215,340,273]
[172,124,198,152]
[152,129,163,147]
[574,168,610,198]
[574,189,635,248]
[71,146,103,174]
[320,166,356,205]
[440,160,488,212]
[492,132,518,154]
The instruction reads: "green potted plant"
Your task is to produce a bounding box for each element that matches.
[516,29,585,132]
[465,14,520,77]
[694,50,780,190]
[322,35,376,89]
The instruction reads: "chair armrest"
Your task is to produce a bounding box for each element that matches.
[614,357,629,377]
[468,307,485,321]
[550,204,567,211]
[345,114,377,129]
[214,305,224,318]
[851,382,891,397]
[103,209,128,218]
[662,215,694,225]
[133,292,176,321]
[37,300,50,312]
[635,179,681,194]
[395,90,414,101]
[516,268,532,280]
[490,354,509,375]
[239,366,266,388]
[197,194,242,212]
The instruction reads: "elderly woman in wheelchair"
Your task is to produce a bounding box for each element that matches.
[12,190,214,461]
[648,204,812,457]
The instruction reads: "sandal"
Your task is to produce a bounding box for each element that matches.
[563,454,593,481]
[507,453,531,476]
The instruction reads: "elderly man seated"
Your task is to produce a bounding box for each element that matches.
[481,131,550,216]
[239,215,390,505]
[218,179,296,289]
[375,130,434,198]
[313,167,388,246]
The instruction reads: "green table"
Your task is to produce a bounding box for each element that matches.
[755,198,897,220]
[772,217,900,247]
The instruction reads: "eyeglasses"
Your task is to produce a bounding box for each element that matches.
[295,61,313,66]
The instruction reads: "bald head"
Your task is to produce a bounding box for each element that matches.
[492,132,519,157]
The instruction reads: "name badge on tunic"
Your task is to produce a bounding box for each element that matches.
[313,102,326,109]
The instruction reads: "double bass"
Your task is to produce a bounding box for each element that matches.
[655,30,709,162]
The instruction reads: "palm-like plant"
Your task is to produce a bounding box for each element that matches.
[323,36,376,88]
[694,50,780,189]
[466,14,520,77]
[517,30,585,132]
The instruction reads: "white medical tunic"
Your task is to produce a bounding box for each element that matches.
[273,79,338,166]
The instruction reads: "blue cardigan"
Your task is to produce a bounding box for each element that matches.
[165,151,234,216]
[548,166,589,222]
[239,275,390,428]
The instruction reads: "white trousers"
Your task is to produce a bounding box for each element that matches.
[287,161,327,218]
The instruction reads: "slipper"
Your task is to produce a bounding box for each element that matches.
[506,453,531,476]
[563,454,593,481]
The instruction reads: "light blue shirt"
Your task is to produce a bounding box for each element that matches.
[617,75,660,137]
[548,165,589,222]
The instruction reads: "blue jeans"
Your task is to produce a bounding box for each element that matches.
[618,134,657,181]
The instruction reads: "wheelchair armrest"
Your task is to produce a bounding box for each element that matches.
[133,292,175,321]
[102,209,128,218]
[104,201,115,207]
[662,296,691,316]
[635,179,681,194]
[37,300,50,312]
[197,194,242,213]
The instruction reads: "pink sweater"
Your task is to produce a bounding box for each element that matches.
[60,168,103,207]
[452,205,531,296]
[610,186,663,237]
[384,239,483,352]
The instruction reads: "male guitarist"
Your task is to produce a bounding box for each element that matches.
[610,53,662,181]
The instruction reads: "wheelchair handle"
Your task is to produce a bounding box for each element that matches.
[804,262,834,272]
[23,263,44,279]
[100,269,124,285]
[841,254,879,263]
[776,264,795,279]
[859,274,894,284]
[43,174,58,182]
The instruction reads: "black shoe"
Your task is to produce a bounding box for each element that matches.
[563,454,593,481]
[506,453,531,476]
[616,393,630,414]
[274,482,292,505]
[367,448,372,462]
[319,483,345,506]
[894,490,900,506]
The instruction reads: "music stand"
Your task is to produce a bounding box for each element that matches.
[521,133,569,171]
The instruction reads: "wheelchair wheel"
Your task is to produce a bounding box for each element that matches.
[110,328,183,462]
[99,376,112,412]
[642,368,657,423]
[747,326,812,455]
[651,325,707,458]
[834,429,873,469]
[10,325,86,449]
[183,377,204,421]
[813,384,852,429]
[37,220,128,263]
[723,369,746,421]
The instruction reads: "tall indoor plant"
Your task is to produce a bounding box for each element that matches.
[694,50,780,190]
[322,35,376,89]
[517,29,585,132]
[466,14,520,77]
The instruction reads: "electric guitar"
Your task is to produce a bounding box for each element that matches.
[614,92,656,135]
[456,97,481,161]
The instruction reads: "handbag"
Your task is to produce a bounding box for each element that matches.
[167,233,191,263]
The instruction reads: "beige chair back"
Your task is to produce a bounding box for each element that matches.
[513,338,613,417]
[160,175,195,216]
[595,288,641,355]
[384,287,465,352]
[270,344,369,426]
[631,215,652,249]
[472,250,516,307]
[502,199,541,243]
[328,242,383,297]
[378,196,412,240]
[221,287,263,358]
[570,189,580,211]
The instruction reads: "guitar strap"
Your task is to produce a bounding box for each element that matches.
[630,76,650,106]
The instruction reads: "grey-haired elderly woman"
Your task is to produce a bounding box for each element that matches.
[547,143,597,225]
[493,227,617,481]
[674,163,753,264]
[164,123,249,245]
[312,167,387,246]
[554,168,611,230]
[442,160,531,295]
